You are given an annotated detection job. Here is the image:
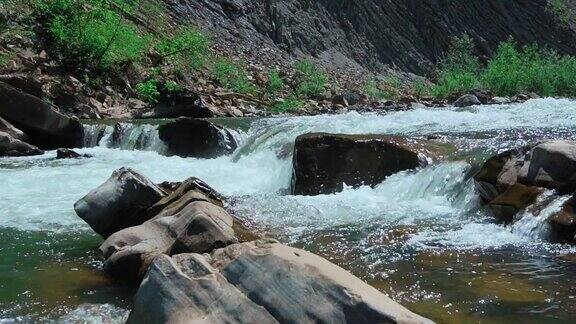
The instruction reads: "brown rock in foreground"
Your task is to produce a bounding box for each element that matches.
[128,239,433,324]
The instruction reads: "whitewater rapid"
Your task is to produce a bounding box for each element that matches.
[4,98,576,322]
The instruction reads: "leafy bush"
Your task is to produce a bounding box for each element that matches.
[164,80,183,94]
[155,27,210,70]
[295,60,327,98]
[136,78,160,104]
[266,69,284,96]
[431,35,480,98]
[37,0,149,69]
[364,76,404,100]
[271,96,303,113]
[213,58,258,94]
[481,41,576,97]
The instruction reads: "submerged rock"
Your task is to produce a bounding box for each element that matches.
[74,167,166,238]
[0,131,43,157]
[56,148,91,159]
[0,81,84,149]
[291,133,452,196]
[128,239,433,324]
[158,117,238,158]
[453,94,480,107]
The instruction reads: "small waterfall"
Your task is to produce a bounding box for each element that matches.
[82,123,167,153]
[511,191,570,240]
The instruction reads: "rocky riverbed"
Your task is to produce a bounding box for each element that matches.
[3,98,576,323]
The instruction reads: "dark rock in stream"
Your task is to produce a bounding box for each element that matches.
[74,167,166,238]
[0,131,43,157]
[0,117,28,142]
[291,133,453,196]
[56,148,92,159]
[0,82,84,149]
[158,117,238,158]
[453,94,481,107]
[127,239,433,324]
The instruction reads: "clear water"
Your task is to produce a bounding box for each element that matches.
[2,98,576,323]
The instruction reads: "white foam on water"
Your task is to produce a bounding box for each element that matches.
[2,97,576,251]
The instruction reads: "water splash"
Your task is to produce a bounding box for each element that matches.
[83,123,167,153]
[511,191,571,241]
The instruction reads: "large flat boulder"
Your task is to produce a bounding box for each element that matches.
[128,239,433,324]
[158,117,238,158]
[74,168,166,238]
[0,81,84,149]
[291,133,453,196]
[0,131,43,157]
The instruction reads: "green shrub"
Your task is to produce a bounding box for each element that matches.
[136,79,160,104]
[270,96,303,113]
[155,27,210,70]
[266,69,284,96]
[213,58,258,94]
[363,77,402,100]
[295,60,327,98]
[164,80,183,94]
[481,40,576,97]
[37,0,149,69]
[0,52,11,68]
[431,35,480,98]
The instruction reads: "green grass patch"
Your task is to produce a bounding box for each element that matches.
[266,69,284,96]
[136,78,160,104]
[155,26,210,70]
[270,95,303,113]
[431,36,576,98]
[213,58,258,95]
[550,0,576,27]
[295,59,327,98]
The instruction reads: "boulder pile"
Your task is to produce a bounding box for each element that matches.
[75,167,433,323]
[475,140,576,242]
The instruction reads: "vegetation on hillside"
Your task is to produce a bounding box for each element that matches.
[430,36,576,98]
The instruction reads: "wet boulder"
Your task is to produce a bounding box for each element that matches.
[0,117,28,142]
[56,148,92,159]
[0,131,43,157]
[101,200,238,282]
[74,167,166,238]
[99,177,250,282]
[0,81,84,149]
[291,133,452,196]
[550,196,576,243]
[474,146,532,202]
[488,183,544,223]
[128,239,433,324]
[518,141,576,194]
[158,117,238,158]
[453,94,481,107]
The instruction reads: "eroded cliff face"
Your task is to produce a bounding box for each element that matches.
[168,0,576,75]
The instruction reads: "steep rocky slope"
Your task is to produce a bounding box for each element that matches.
[169,0,576,76]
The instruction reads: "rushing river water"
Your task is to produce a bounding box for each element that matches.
[2,98,576,323]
